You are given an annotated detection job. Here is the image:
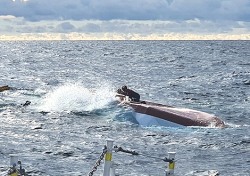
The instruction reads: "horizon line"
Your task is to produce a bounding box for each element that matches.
[0,32,250,41]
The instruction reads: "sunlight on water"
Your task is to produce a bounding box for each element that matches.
[38,83,116,112]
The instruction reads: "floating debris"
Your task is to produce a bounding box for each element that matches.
[0,85,10,92]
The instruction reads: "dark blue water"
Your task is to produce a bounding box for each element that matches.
[0,41,249,176]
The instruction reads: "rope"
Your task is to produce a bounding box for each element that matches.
[114,146,139,155]
[113,146,174,163]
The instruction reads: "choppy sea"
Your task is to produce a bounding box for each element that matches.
[0,40,249,176]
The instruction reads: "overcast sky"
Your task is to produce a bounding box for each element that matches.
[0,0,250,40]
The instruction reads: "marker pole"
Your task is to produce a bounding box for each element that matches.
[166,152,176,176]
[103,139,114,176]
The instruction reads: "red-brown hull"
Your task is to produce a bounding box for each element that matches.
[116,94,225,128]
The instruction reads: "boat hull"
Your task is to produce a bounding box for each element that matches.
[116,94,225,128]
[134,111,184,127]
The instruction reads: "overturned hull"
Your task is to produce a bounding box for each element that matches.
[116,94,225,128]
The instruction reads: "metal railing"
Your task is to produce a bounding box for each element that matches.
[7,139,176,176]
[88,139,176,176]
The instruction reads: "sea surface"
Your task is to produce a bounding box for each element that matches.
[0,40,249,176]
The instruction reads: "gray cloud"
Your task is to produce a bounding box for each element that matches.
[82,23,101,32]
[0,0,249,38]
[0,0,249,22]
[1,18,249,35]
[56,22,76,33]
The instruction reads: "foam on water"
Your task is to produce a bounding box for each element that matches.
[38,83,116,112]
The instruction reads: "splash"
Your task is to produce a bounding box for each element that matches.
[38,83,116,112]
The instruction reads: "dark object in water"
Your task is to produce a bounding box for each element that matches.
[0,85,10,92]
[243,80,250,85]
[21,101,31,107]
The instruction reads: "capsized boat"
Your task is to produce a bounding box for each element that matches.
[116,94,225,128]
